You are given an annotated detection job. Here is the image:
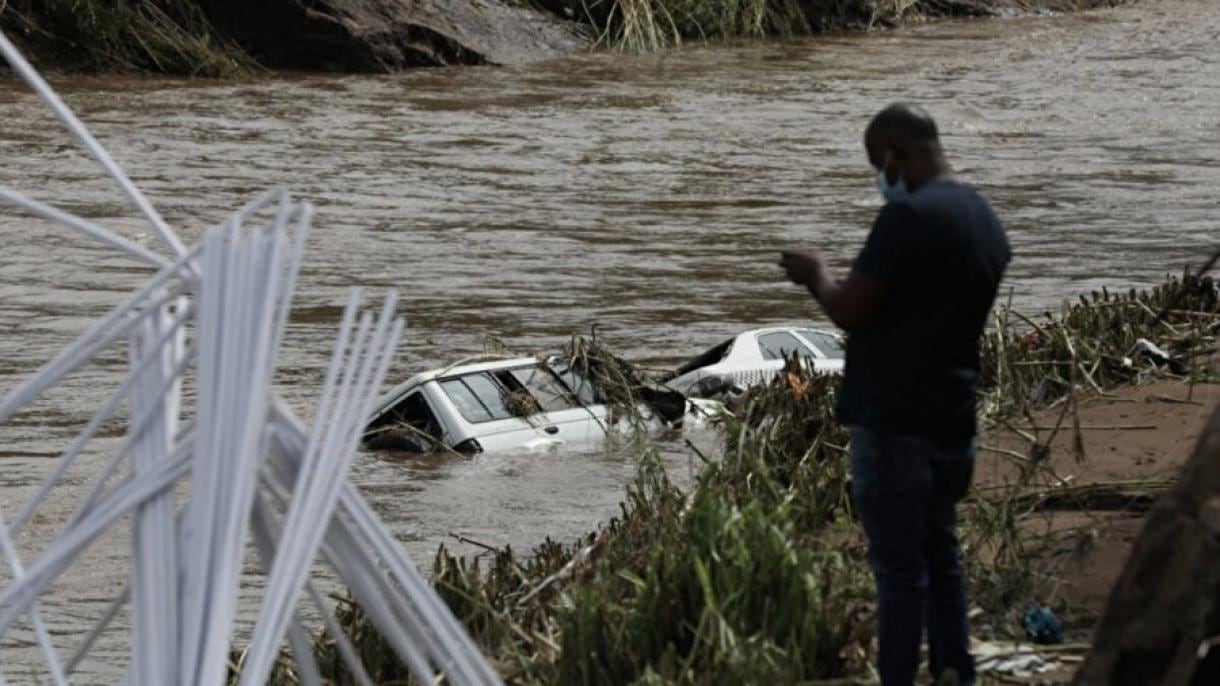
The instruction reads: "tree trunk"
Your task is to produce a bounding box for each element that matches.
[1076,402,1220,685]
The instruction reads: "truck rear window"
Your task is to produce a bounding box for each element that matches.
[757,331,813,361]
[796,329,844,359]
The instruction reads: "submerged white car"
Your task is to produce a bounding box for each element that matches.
[363,356,720,454]
[663,326,844,398]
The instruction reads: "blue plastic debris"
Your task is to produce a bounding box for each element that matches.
[1022,603,1063,645]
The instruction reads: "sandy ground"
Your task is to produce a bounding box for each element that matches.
[971,378,1219,683]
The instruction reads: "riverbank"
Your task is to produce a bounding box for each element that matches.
[234,273,1219,684]
[984,381,1220,628]
[0,0,1137,76]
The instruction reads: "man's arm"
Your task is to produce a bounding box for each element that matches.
[780,250,885,332]
[781,204,918,331]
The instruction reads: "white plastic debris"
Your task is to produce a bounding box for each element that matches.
[974,641,1063,678]
[0,28,502,686]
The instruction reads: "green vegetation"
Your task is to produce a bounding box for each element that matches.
[979,273,1218,420]
[592,0,920,52]
[235,273,1217,685]
[0,0,256,76]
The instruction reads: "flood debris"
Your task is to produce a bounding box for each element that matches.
[980,272,1218,422]
[1128,337,1190,375]
[974,640,1071,679]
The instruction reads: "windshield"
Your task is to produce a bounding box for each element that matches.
[440,363,595,424]
[548,363,600,405]
[505,366,582,411]
[440,374,514,423]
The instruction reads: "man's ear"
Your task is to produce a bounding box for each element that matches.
[882,149,902,183]
[887,144,908,165]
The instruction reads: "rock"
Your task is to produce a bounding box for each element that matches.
[197,0,590,71]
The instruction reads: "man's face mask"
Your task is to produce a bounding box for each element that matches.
[875,150,908,203]
[875,168,908,203]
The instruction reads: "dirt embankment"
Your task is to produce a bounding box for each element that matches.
[979,380,1220,630]
[0,0,1138,76]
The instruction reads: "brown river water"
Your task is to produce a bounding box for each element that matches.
[0,0,1218,680]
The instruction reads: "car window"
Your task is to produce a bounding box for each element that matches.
[397,392,442,438]
[440,374,513,424]
[549,363,600,405]
[363,390,444,452]
[504,365,581,412]
[796,329,845,359]
[757,331,813,361]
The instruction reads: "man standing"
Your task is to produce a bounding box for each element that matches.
[780,103,1010,686]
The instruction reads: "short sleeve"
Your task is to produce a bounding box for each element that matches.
[852,201,921,286]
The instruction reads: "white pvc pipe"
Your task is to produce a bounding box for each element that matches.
[0,241,200,425]
[65,584,130,674]
[9,303,195,534]
[242,295,401,685]
[0,187,171,269]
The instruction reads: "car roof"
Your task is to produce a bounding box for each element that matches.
[733,325,838,341]
[369,356,543,424]
[415,356,542,383]
[395,355,541,388]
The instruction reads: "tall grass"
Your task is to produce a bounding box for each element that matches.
[592,0,929,52]
[1,0,257,76]
[596,0,809,52]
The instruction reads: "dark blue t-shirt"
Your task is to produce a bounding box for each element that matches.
[836,179,1010,444]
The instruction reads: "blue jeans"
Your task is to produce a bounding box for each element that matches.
[851,428,975,686]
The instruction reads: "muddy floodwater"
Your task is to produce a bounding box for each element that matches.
[0,0,1218,680]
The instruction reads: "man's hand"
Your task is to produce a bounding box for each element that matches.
[778,249,885,333]
[779,249,826,288]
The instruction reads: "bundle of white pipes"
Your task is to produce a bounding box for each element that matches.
[0,30,501,686]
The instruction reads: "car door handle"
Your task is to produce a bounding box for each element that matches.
[544,426,559,435]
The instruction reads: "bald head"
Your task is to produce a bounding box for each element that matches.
[864,103,948,191]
